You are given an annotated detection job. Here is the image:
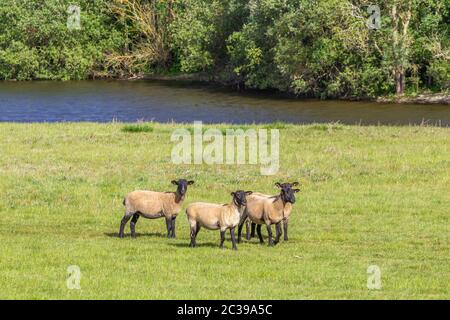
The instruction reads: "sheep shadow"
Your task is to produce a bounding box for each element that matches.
[167,242,224,249]
[167,241,275,249]
[238,238,287,246]
[104,232,166,239]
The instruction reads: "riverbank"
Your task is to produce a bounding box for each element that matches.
[3,75,450,105]
[0,123,448,299]
[377,93,450,105]
[143,74,450,105]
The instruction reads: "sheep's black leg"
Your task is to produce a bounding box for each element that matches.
[130,213,140,238]
[283,219,289,241]
[266,224,274,246]
[237,221,244,243]
[165,216,172,238]
[119,213,132,238]
[171,216,176,238]
[230,227,237,250]
[245,220,251,240]
[190,223,201,247]
[251,223,256,238]
[237,214,247,243]
[256,225,264,243]
[274,222,282,244]
[189,225,197,248]
[219,230,226,249]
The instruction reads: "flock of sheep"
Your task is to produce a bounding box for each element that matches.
[119,179,300,250]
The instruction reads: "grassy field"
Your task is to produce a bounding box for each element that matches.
[0,122,448,299]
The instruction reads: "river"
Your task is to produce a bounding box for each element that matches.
[0,80,449,125]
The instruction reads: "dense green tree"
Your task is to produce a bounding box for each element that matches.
[361,0,450,96]
[0,0,448,97]
[0,0,125,80]
[107,0,176,77]
[170,0,249,76]
[225,0,449,97]
[172,0,448,97]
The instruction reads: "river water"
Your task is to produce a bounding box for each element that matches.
[0,80,449,125]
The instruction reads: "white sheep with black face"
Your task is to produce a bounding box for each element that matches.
[237,182,300,246]
[185,190,252,250]
[119,179,194,238]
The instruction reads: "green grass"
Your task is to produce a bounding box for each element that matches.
[121,124,154,133]
[262,121,291,130]
[0,122,449,299]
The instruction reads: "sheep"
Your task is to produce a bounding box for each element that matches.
[248,201,293,241]
[238,191,272,241]
[241,182,299,242]
[119,179,194,238]
[186,190,252,250]
[237,182,299,246]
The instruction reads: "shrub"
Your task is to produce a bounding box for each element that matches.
[121,124,154,133]
[0,0,125,80]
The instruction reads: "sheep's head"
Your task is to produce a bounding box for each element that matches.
[275,181,300,204]
[231,190,253,207]
[172,179,194,196]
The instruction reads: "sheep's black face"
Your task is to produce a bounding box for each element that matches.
[231,190,252,206]
[275,182,300,204]
[172,179,194,196]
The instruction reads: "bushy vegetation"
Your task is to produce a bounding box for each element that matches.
[172,0,450,97]
[121,124,154,133]
[0,0,449,97]
[0,0,125,80]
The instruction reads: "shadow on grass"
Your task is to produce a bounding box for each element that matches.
[167,242,222,249]
[104,232,166,239]
[168,241,271,250]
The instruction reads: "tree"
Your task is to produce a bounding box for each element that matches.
[390,0,413,96]
[107,0,175,77]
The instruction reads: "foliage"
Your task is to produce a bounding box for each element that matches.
[0,0,448,97]
[170,0,250,75]
[121,124,154,133]
[107,0,175,77]
[0,0,126,80]
[172,0,449,97]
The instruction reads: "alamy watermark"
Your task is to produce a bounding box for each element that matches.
[351,4,381,30]
[171,121,279,175]
[367,5,381,30]
[67,5,81,31]
[66,265,81,290]
[367,265,382,290]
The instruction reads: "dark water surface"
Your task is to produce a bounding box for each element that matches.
[0,80,449,125]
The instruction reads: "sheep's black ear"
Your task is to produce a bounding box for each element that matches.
[245,191,253,195]
[293,188,300,193]
[171,180,178,185]
[291,182,300,186]
[188,180,195,185]
[231,192,236,197]
[275,182,282,188]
